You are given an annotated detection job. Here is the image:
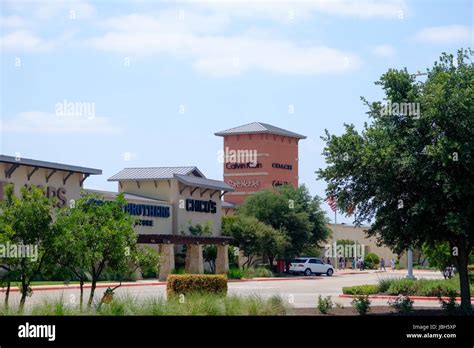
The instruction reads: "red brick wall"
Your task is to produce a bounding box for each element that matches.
[222,133,300,205]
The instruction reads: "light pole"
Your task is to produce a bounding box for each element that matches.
[404,71,426,280]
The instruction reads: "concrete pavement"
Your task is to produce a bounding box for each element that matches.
[0,269,446,311]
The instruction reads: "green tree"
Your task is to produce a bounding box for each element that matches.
[237,185,329,271]
[422,242,452,271]
[222,215,286,269]
[317,49,473,312]
[0,184,57,310]
[54,192,139,307]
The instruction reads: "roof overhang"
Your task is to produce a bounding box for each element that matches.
[0,154,102,175]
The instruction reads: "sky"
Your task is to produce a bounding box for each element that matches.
[0,0,472,223]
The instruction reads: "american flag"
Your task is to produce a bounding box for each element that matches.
[326,196,337,212]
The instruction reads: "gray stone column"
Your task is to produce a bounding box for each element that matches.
[185,244,204,274]
[215,244,229,274]
[159,243,175,281]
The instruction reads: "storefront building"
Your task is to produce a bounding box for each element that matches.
[0,154,102,205]
[0,155,233,280]
[215,122,306,210]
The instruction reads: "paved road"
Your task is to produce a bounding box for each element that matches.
[1,270,444,311]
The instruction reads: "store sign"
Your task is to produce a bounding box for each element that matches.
[225,162,262,169]
[124,202,170,218]
[0,181,67,208]
[272,163,292,170]
[272,180,289,187]
[186,199,217,214]
[227,179,260,188]
[89,199,170,227]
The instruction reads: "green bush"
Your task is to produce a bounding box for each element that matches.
[378,278,400,293]
[172,267,186,275]
[317,295,333,314]
[351,296,371,315]
[342,284,379,295]
[227,267,243,279]
[242,267,273,278]
[387,279,420,295]
[166,274,227,297]
[439,290,460,314]
[364,253,380,269]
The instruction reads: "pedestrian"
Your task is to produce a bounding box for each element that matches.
[359,257,364,271]
[327,257,331,265]
[390,258,395,271]
[380,257,386,271]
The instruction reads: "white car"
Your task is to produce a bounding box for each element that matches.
[289,257,334,276]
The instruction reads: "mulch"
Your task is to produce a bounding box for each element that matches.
[289,306,453,316]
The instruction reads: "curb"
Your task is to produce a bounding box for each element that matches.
[339,294,474,302]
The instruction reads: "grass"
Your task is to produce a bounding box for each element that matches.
[0,293,288,316]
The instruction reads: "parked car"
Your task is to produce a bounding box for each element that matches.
[289,257,334,276]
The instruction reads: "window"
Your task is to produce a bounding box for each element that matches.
[293,258,307,263]
[309,259,323,264]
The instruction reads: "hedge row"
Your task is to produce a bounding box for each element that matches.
[342,284,379,295]
[167,274,227,297]
[343,277,474,297]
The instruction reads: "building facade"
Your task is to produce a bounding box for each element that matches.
[0,155,233,280]
[215,122,306,208]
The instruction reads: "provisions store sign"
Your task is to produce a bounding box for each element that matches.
[125,202,170,227]
[90,199,170,227]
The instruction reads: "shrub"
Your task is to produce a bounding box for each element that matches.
[387,279,420,295]
[172,267,186,275]
[342,284,379,295]
[388,295,414,313]
[439,290,460,314]
[166,275,227,298]
[242,267,273,278]
[351,296,371,315]
[317,295,333,314]
[417,279,459,297]
[364,253,380,269]
[227,267,243,279]
[378,277,400,293]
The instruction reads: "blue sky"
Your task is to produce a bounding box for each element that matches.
[0,0,472,223]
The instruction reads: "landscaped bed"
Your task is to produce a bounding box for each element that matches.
[291,306,456,316]
[342,276,474,297]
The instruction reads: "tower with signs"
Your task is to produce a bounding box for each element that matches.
[215,122,306,210]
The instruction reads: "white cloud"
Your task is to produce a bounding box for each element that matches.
[0,30,54,52]
[86,14,361,76]
[0,15,25,28]
[34,0,96,20]
[189,0,408,21]
[372,44,396,58]
[1,111,122,134]
[413,25,472,44]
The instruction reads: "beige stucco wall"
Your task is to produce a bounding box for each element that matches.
[327,224,405,266]
[118,178,223,236]
[0,162,83,207]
